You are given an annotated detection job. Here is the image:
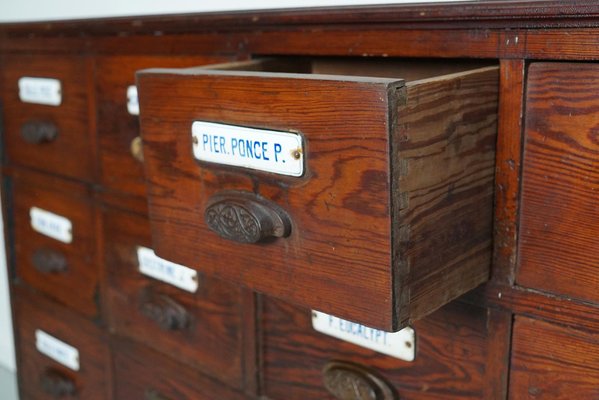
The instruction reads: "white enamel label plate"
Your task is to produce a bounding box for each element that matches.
[137,246,199,292]
[18,77,62,106]
[312,311,416,362]
[35,329,80,371]
[30,207,73,244]
[191,121,304,177]
[126,85,139,115]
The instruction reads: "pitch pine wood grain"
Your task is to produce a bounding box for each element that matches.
[518,62,599,303]
[102,206,246,389]
[1,55,95,182]
[261,298,508,400]
[9,169,99,318]
[96,55,233,198]
[137,61,498,330]
[510,316,599,399]
[112,338,247,400]
[13,286,110,400]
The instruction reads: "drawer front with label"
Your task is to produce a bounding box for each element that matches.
[1,55,94,181]
[96,55,234,197]
[14,287,110,400]
[103,207,245,388]
[11,171,99,318]
[112,338,247,400]
[509,316,599,399]
[518,63,599,303]
[261,297,503,400]
[137,58,499,330]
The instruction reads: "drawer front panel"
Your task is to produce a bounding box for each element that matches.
[14,287,109,400]
[262,297,500,400]
[1,55,94,181]
[112,338,247,400]
[11,171,98,318]
[137,60,498,330]
[509,316,599,399]
[518,63,599,303]
[103,207,245,388]
[96,55,233,197]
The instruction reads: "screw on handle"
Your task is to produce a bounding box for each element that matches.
[322,361,397,400]
[140,293,190,331]
[31,248,68,274]
[130,136,144,162]
[204,191,292,244]
[40,368,77,398]
[21,121,58,144]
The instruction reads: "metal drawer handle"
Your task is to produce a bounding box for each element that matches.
[32,248,68,273]
[323,361,396,400]
[140,294,190,331]
[130,135,144,163]
[205,191,291,244]
[21,121,58,144]
[144,389,171,400]
[40,368,77,397]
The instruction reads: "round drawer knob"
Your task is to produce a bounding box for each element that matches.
[130,135,144,162]
[323,361,396,400]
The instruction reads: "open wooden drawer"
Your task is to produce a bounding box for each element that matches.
[136,57,498,331]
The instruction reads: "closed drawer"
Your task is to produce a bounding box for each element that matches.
[112,338,247,400]
[137,58,499,330]
[1,55,94,181]
[10,170,99,318]
[13,286,109,400]
[103,206,246,388]
[96,55,234,197]
[509,316,599,399]
[262,297,505,400]
[518,63,599,303]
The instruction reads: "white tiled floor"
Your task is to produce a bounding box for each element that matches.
[0,366,18,400]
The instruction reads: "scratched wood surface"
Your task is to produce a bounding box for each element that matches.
[518,62,599,303]
[261,297,510,400]
[111,337,247,400]
[102,206,246,389]
[509,316,599,399]
[9,169,99,318]
[1,55,96,182]
[13,286,110,400]
[138,60,497,330]
[96,55,233,198]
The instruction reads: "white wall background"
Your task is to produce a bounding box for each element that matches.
[0,0,465,373]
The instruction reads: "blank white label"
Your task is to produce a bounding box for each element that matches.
[18,77,62,106]
[35,330,80,371]
[127,85,139,115]
[312,311,416,362]
[191,121,304,177]
[137,246,198,292]
[30,207,73,244]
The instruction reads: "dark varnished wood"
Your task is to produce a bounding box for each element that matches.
[138,59,497,331]
[13,286,110,400]
[518,62,599,303]
[102,206,246,389]
[96,55,233,198]
[510,316,599,399]
[111,338,247,400]
[261,297,510,400]
[9,169,99,318]
[1,55,96,181]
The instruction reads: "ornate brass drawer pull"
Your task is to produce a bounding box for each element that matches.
[31,248,68,274]
[21,121,58,144]
[323,361,396,400]
[130,135,144,163]
[205,191,291,244]
[40,368,77,398]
